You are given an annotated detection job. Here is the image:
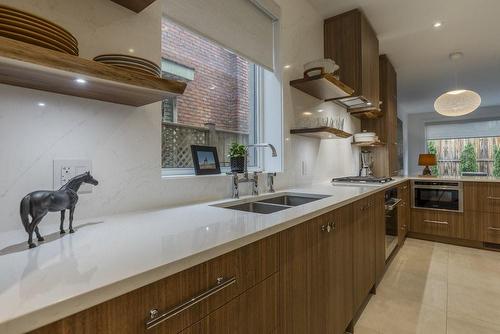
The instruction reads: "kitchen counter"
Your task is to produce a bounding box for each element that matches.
[0,177,406,333]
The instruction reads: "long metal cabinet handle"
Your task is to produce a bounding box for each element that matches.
[488,196,500,200]
[146,276,236,330]
[488,227,500,231]
[423,219,449,225]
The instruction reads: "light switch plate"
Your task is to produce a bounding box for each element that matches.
[53,159,93,193]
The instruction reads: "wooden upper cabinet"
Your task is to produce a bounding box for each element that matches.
[362,55,399,176]
[324,9,380,115]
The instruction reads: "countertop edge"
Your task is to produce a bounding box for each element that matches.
[3,178,411,333]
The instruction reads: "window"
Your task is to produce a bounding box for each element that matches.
[426,119,500,176]
[161,18,263,175]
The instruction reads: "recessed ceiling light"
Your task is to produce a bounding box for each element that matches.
[128,48,135,53]
[284,65,291,69]
[366,102,372,106]
[75,78,87,84]
[37,102,46,107]
[433,21,442,28]
[317,109,324,113]
[302,111,312,116]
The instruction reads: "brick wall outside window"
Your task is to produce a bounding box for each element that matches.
[161,19,250,134]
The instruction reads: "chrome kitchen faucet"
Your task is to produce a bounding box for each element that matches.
[232,143,277,199]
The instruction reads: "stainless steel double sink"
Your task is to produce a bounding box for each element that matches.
[213,193,331,214]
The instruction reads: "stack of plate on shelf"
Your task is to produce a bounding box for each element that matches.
[303,58,340,77]
[0,4,78,55]
[93,54,161,78]
[354,131,377,143]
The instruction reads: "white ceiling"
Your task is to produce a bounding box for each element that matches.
[307,0,500,114]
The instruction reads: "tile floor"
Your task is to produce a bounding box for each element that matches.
[355,238,500,334]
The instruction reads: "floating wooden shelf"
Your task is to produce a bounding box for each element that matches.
[290,127,352,139]
[290,73,354,101]
[0,37,186,106]
[348,106,383,119]
[351,141,385,147]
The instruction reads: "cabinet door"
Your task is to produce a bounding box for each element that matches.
[280,206,354,334]
[308,205,353,334]
[464,182,500,213]
[374,192,386,285]
[179,274,278,334]
[398,182,410,245]
[279,222,308,334]
[479,212,500,244]
[353,196,376,312]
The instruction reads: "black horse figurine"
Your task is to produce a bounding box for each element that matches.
[20,172,99,248]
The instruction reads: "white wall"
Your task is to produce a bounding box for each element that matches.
[406,106,500,175]
[0,0,359,233]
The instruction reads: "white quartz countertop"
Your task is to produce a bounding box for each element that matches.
[0,177,421,333]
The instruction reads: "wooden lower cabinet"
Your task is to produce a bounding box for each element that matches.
[374,192,386,285]
[179,274,278,334]
[471,211,500,244]
[280,204,353,334]
[398,182,410,246]
[352,195,376,312]
[410,209,463,238]
[30,235,278,334]
[464,182,500,213]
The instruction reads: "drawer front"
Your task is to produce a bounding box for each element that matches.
[410,209,463,238]
[179,274,278,334]
[481,212,500,244]
[30,235,278,334]
[464,182,500,213]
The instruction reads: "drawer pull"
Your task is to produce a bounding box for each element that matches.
[488,227,500,232]
[488,196,500,201]
[146,276,237,330]
[423,219,449,225]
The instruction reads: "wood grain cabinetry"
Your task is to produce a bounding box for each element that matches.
[178,274,278,334]
[374,192,387,285]
[363,55,399,177]
[410,209,463,238]
[464,182,500,213]
[398,182,410,245]
[280,205,353,334]
[352,195,376,312]
[31,235,278,334]
[324,9,380,115]
[479,212,500,244]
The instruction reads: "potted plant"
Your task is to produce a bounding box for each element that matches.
[228,142,246,173]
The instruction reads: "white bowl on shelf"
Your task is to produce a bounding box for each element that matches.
[354,132,376,142]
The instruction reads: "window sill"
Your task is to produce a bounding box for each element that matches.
[161,173,232,180]
[161,167,264,180]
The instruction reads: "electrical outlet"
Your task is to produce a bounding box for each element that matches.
[53,159,93,193]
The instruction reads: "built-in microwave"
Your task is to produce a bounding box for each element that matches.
[411,180,463,212]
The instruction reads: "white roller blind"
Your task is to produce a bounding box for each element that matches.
[162,0,278,71]
[426,119,500,140]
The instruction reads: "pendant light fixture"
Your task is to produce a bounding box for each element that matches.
[434,52,481,117]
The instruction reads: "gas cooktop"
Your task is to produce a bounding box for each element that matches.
[331,176,393,184]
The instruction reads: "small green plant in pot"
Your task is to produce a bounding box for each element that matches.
[228,143,247,173]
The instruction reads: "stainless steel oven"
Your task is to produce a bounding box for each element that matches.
[411,180,463,212]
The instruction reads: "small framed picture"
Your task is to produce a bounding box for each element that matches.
[191,145,221,175]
